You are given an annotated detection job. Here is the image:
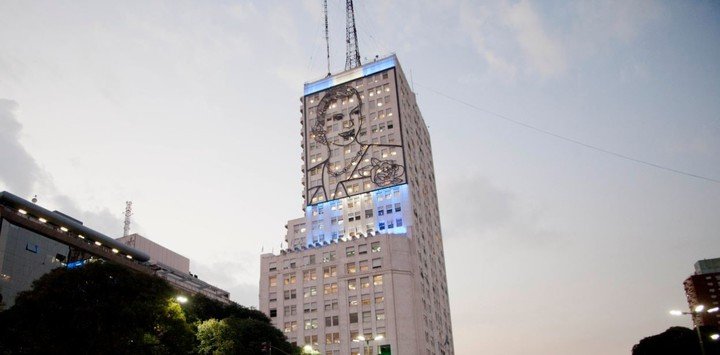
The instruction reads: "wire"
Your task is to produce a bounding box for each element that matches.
[416,83,720,184]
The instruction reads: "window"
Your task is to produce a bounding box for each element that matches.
[362,311,371,323]
[349,312,358,324]
[346,262,357,274]
[283,321,297,333]
[394,203,401,212]
[305,318,318,330]
[376,311,385,321]
[325,332,340,345]
[359,244,368,255]
[377,208,384,216]
[372,258,382,269]
[346,246,355,257]
[360,260,369,272]
[324,266,337,278]
[284,290,297,300]
[284,273,296,285]
[269,276,277,287]
[373,275,383,286]
[365,209,373,218]
[304,302,317,314]
[379,222,385,230]
[270,308,277,317]
[269,292,277,302]
[284,305,297,316]
[304,286,317,298]
[325,315,339,327]
[375,294,384,304]
[386,205,393,214]
[387,121,394,129]
[304,255,316,265]
[304,269,317,281]
[361,295,371,306]
[348,279,357,290]
[361,277,370,289]
[323,252,336,263]
[396,218,403,227]
[304,335,319,346]
[269,262,277,272]
[349,296,358,306]
[371,242,381,253]
[324,299,339,311]
[324,283,338,295]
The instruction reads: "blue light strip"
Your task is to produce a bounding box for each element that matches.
[303,56,397,96]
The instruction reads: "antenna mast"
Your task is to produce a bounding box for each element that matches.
[323,0,331,76]
[123,201,133,237]
[344,0,361,70]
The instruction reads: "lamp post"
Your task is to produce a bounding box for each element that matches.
[353,334,384,355]
[669,304,719,355]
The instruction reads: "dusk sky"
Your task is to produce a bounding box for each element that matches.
[1,1,719,354]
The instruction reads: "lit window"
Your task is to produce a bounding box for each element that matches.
[324,283,338,295]
[361,277,370,289]
[346,246,356,257]
[348,279,357,290]
[360,260,369,272]
[270,276,277,287]
[323,266,337,278]
[371,242,381,253]
[346,262,357,274]
[373,275,383,286]
[376,311,385,321]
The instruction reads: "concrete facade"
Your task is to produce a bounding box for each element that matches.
[259,55,453,355]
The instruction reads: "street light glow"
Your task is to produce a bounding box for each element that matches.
[374,335,384,341]
[694,305,705,313]
[711,334,719,341]
[176,295,188,304]
[670,310,683,316]
[708,307,719,313]
[355,335,366,341]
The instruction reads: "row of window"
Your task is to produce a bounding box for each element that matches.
[271,260,382,287]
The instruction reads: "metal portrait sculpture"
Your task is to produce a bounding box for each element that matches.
[306,84,404,204]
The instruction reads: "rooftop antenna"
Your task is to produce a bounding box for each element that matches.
[323,0,331,76]
[344,0,361,70]
[123,201,133,237]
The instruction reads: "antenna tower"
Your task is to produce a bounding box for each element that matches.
[344,0,361,70]
[123,201,133,237]
[323,0,331,76]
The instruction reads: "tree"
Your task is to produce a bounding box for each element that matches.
[196,317,296,355]
[632,326,701,355]
[0,261,195,354]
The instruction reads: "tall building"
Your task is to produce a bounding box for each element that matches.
[683,258,720,329]
[259,55,453,355]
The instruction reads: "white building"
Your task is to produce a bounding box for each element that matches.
[260,55,453,355]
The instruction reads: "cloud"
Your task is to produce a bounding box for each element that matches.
[501,0,566,77]
[190,256,260,307]
[439,175,560,247]
[0,98,124,236]
[0,99,46,196]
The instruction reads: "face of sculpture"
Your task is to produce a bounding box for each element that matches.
[314,85,363,148]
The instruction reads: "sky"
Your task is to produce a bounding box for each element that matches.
[1,1,719,354]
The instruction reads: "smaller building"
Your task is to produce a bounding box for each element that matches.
[683,258,720,329]
[0,191,230,307]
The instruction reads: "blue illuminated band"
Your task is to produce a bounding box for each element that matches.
[303,56,397,96]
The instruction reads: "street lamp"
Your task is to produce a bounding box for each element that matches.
[669,304,719,355]
[176,295,188,304]
[302,344,320,355]
[353,334,384,355]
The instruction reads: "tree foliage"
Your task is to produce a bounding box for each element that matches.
[0,262,195,354]
[0,262,295,354]
[632,326,702,355]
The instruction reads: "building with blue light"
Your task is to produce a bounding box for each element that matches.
[260,55,453,355]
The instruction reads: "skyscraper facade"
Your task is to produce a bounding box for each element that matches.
[259,55,453,355]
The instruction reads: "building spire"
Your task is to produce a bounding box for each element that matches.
[344,0,361,70]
